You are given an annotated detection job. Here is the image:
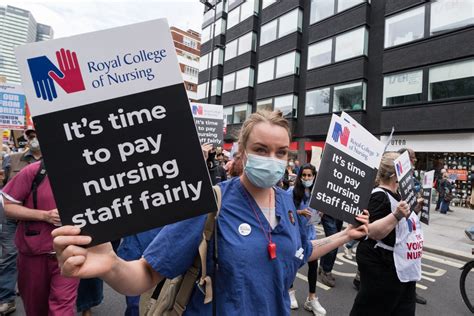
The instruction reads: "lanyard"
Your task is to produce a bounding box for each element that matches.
[241,186,277,260]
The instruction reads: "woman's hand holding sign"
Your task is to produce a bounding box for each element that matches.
[345,210,369,240]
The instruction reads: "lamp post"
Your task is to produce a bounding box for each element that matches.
[200,0,220,104]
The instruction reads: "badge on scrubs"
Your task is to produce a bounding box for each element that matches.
[238,223,252,236]
[288,210,295,225]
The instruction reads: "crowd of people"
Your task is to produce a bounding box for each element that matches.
[0,110,467,316]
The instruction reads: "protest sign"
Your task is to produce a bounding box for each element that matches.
[394,151,417,213]
[0,84,26,130]
[310,146,322,171]
[310,114,384,225]
[420,170,434,225]
[15,19,217,245]
[190,102,223,146]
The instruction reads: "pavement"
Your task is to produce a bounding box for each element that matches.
[423,204,474,261]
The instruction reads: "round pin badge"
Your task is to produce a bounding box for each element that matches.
[238,223,251,236]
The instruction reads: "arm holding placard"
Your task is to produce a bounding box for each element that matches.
[368,200,410,241]
[308,210,369,262]
[53,226,163,296]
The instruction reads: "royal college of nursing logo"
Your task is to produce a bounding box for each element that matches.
[331,122,350,146]
[396,161,403,176]
[27,48,86,102]
[191,104,203,116]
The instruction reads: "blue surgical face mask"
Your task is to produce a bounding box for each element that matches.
[244,153,287,188]
[302,179,314,188]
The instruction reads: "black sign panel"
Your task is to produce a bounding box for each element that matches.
[398,172,417,214]
[34,84,216,245]
[420,188,431,225]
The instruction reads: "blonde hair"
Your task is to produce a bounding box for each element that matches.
[238,110,291,153]
[375,152,400,186]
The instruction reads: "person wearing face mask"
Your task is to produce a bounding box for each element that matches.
[51,110,370,316]
[0,127,42,315]
[287,164,326,316]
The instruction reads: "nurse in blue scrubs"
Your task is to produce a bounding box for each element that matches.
[52,110,369,316]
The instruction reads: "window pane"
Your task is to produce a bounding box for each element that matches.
[238,32,253,55]
[197,82,208,99]
[429,59,474,100]
[278,9,299,38]
[215,19,226,36]
[335,27,367,62]
[223,73,236,93]
[225,39,238,61]
[260,20,277,45]
[383,70,423,106]
[385,6,425,48]
[310,0,335,24]
[201,25,211,43]
[212,48,224,66]
[258,59,275,83]
[338,0,364,12]
[211,79,222,96]
[308,38,332,69]
[234,104,249,123]
[274,94,296,117]
[228,7,240,29]
[263,0,277,9]
[199,53,209,71]
[333,82,365,111]
[306,88,330,115]
[430,0,474,35]
[235,68,252,89]
[276,51,297,78]
[224,106,233,125]
[241,0,257,21]
[257,98,273,111]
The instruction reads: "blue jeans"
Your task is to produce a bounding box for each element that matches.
[320,215,343,272]
[440,200,450,214]
[125,296,140,316]
[0,218,17,304]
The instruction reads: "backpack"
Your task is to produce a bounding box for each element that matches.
[143,185,222,316]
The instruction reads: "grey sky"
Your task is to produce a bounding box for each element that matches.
[9,0,204,38]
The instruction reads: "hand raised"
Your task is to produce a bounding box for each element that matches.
[52,226,117,279]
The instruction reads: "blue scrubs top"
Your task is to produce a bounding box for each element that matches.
[143,177,313,316]
[117,227,162,261]
[287,187,317,241]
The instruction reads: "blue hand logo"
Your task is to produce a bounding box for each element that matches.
[27,56,64,101]
[332,122,342,142]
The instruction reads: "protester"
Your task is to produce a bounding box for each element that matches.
[439,173,454,214]
[53,110,369,316]
[350,152,424,316]
[3,160,79,315]
[202,143,227,184]
[287,163,326,316]
[227,152,243,178]
[435,169,447,211]
[0,127,42,315]
[318,214,343,287]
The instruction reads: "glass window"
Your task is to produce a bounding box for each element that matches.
[385,6,425,48]
[429,59,474,100]
[274,94,297,117]
[276,51,299,78]
[241,0,257,21]
[234,104,251,123]
[199,53,209,71]
[223,73,236,93]
[227,7,240,29]
[214,19,226,36]
[224,106,233,125]
[430,0,474,35]
[278,9,300,38]
[262,0,277,9]
[257,59,275,83]
[211,79,222,96]
[306,87,330,115]
[333,82,366,111]
[335,27,368,62]
[308,38,332,69]
[225,39,238,61]
[260,20,277,45]
[338,0,364,12]
[257,98,273,111]
[235,68,254,89]
[197,82,208,99]
[201,25,211,43]
[383,70,423,106]
[310,0,335,24]
[212,48,224,66]
[238,32,253,55]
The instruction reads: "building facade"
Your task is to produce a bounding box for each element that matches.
[0,5,53,84]
[171,26,201,101]
[197,0,474,205]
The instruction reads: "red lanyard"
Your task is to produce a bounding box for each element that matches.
[241,187,277,260]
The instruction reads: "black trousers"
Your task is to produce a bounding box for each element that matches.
[350,260,416,316]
